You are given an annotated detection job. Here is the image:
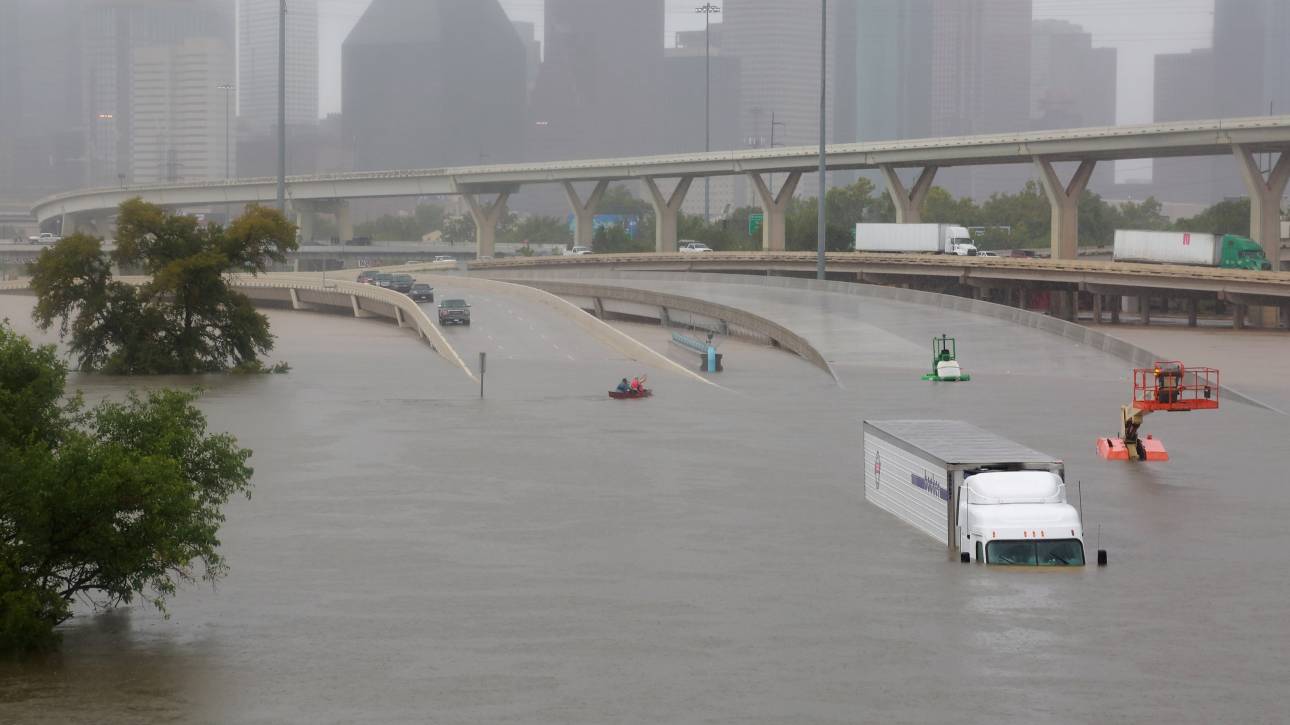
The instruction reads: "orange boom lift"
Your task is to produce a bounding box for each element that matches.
[1096,361,1219,462]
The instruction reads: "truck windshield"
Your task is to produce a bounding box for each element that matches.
[986,539,1085,566]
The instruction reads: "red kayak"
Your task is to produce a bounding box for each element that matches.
[608,389,652,399]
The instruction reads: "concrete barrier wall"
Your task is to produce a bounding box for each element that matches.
[483,268,1279,412]
[472,274,838,381]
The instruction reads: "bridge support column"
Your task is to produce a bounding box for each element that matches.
[644,177,693,253]
[350,295,375,318]
[462,192,510,259]
[1187,298,1199,327]
[749,171,801,252]
[1034,157,1095,261]
[1233,145,1289,273]
[563,181,609,247]
[1140,296,1151,326]
[295,202,318,244]
[879,165,937,224]
[1092,294,1103,324]
[337,201,354,243]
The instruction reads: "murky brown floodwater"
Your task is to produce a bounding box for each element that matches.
[0,283,1286,724]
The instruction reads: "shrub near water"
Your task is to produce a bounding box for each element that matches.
[0,323,253,653]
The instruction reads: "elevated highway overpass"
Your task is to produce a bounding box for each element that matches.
[31,116,1290,267]
[470,252,1290,330]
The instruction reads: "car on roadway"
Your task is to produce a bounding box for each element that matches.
[408,283,435,302]
[1009,249,1037,258]
[564,246,593,256]
[438,298,470,326]
[433,255,456,263]
[389,273,415,293]
[371,273,394,288]
[976,250,999,257]
[28,232,60,245]
[356,270,377,284]
[679,242,713,253]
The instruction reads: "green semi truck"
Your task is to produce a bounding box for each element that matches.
[1113,229,1272,271]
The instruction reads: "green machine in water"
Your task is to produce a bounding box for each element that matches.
[922,335,971,382]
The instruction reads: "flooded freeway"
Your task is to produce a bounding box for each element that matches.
[0,276,1287,724]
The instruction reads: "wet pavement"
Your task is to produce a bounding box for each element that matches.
[0,278,1287,724]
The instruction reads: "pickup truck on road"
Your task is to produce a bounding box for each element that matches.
[28,233,60,245]
[438,299,470,326]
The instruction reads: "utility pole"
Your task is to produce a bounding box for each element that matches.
[816,0,827,281]
[697,3,720,223]
[217,83,234,221]
[276,0,287,213]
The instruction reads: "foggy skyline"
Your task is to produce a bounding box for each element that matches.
[318,0,1215,149]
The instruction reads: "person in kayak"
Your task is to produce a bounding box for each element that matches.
[616,378,631,394]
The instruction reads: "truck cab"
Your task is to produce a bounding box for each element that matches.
[944,226,977,256]
[1219,234,1272,271]
[956,471,1085,566]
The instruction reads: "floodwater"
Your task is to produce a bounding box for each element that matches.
[0,277,1287,724]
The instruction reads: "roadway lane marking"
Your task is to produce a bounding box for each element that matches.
[567,354,576,361]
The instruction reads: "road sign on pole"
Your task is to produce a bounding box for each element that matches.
[479,352,486,399]
[749,212,764,236]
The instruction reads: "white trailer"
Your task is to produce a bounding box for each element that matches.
[854,223,977,255]
[1113,229,1220,266]
[863,420,1096,566]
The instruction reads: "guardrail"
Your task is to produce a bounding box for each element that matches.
[670,332,723,372]
[477,276,836,381]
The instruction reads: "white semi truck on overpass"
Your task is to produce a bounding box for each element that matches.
[863,420,1103,566]
[854,223,978,255]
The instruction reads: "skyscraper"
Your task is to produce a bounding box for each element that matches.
[343,0,525,171]
[239,0,319,138]
[837,0,932,143]
[929,0,1032,139]
[130,37,232,184]
[0,0,85,199]
[527,0,665,161]
[1030,20,1116,131]
[80,0,234,186]
[723,0,841,201]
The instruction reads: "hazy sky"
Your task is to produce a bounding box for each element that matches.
[318,0,1215,178]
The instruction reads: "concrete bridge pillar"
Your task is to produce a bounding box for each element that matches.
[1233,145,1289,273]
[563,181,609,247]
[879,165,937,224]
[462,192,510,259]
[643,177,693,253]
[1034,157,1096,261]
[336,201,354,243]
[295,202,318,244]
[749,171,801,252]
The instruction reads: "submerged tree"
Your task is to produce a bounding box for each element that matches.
[30,199,296,374]
[0,323,253,653]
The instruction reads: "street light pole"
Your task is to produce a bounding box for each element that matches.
[768,111,785,190]
[276,0,287,213]
[697,3,720,224]
[217,82,234,221]
[816,0,827,280]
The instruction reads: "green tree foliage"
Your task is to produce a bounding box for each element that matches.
[440,214,477,245]
[500,215,573,244]
[1173,198,1251,236]
[353,203,446,242]
[592,224,652,254]
[0,323,253,653]
[1110,197,1172,231]
[29,199,296,374]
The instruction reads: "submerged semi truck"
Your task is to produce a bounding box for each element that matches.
[1113,229,1272,271]
[863,420,1101,566]
[854,223,978,255]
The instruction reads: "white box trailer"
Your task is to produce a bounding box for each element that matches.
[854,223,977,255]
[1113,229,1220,266]
[863,420,1095,566]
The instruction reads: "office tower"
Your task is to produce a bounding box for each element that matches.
[528,0,666,161]
[130,38,232,183]
[81,0,235,186]
[239,0,319,137]
[343,0,526,171]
